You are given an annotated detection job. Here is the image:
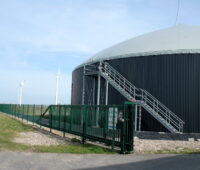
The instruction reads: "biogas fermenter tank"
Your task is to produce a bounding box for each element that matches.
[71,25,200,133]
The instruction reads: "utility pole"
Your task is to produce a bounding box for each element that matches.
[19,81,25,106]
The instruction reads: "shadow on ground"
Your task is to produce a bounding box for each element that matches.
[82,154,200,170]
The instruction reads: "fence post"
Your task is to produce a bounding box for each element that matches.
[121,102,135,154]
[27,104,29,123]
[82,106,87,144]
[10,104,13,115]
[63,106,67,137]
[111,106,116,152]
[22,105,24,121]
[33,105,35,125]
[15,104,18,118]
[59,105,61,130]
[49,106,52,133]
[16,105,18,118]
[70,106,72,132]
[120,104,126,154]
[14,104,16,117]
[103,106,108,139]
[40,105,43,128]
[17,105,20,119]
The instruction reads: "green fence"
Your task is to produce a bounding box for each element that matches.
[0,103,135,153]
[0,104,48,123]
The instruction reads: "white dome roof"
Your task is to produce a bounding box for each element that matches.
[77,24,200,68]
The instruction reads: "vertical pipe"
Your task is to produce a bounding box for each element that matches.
[97,74,101,105]
[93,78,96,105]
[81,68,86,127]
[138,105,142,132]
[105,80,109,105]
[96,74,101,126]
[82,66,86,105]
[135,105,138,131]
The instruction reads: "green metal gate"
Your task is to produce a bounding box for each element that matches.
[0,102,135,153]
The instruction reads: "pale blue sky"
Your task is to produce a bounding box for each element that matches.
[0,0,200,104]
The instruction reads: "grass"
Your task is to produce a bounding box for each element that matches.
[1,113,200,155]
[0,113,113,154]
[34,144,112,154]
[0,113,33,151]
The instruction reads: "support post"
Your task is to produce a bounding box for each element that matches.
[82,66,86,105]
[105,80,109,105]
[81,68,86,127]
[97,74,101,105]
[93,78,96,105]
[138,105,142,132]
[111,107,116,152]
[135,105,138,131]
[96,73,101,126]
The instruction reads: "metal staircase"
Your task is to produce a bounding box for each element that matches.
[84,61,184,133]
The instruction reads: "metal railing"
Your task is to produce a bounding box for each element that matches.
[97,61,184,133]
[0,103,134,153]
[84,63,99,75]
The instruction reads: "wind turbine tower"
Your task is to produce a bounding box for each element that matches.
[19,81,25,106]
[55,67,61,105]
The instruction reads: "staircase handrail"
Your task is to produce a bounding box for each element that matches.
[141,89,184,124]
[139,97,183,129]
[99,61,184,132]
[100,62,141,98]
[84,63,99,74]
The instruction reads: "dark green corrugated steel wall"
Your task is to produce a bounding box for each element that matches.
[71,53,200,133]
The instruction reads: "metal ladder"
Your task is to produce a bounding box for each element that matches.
[84,61,184,133]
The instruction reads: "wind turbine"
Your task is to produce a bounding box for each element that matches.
[55,67,61,105]
[19,80,25,106]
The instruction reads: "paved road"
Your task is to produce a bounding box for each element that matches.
[0,152,199,170]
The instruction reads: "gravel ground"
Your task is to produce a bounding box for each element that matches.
[134,138,200,152]
[134,132,200,152]
[13,131,68,146]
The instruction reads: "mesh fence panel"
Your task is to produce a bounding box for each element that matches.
[0,103,134,153]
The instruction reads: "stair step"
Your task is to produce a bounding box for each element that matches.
[97,63,183,133]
